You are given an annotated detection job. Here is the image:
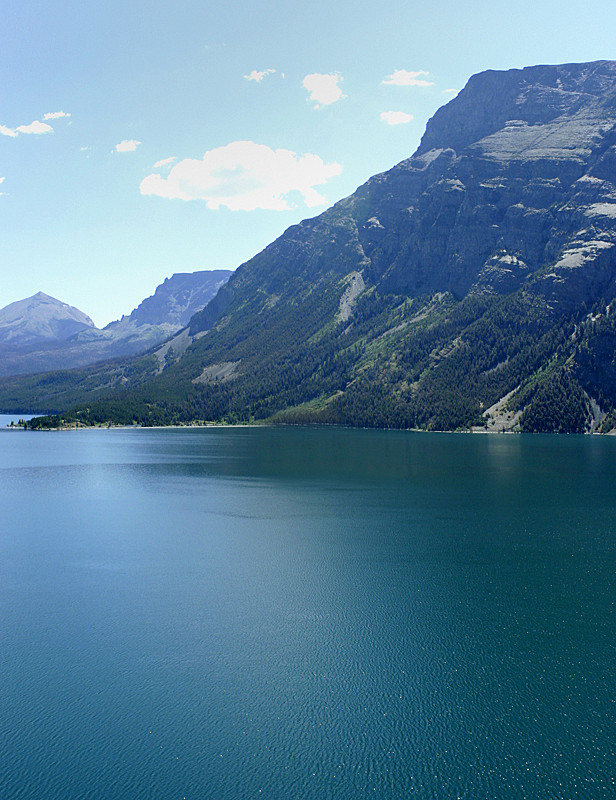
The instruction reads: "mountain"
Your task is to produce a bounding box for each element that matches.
[105,269,232,334]
[8,60,616,432]
[0,270,231,377]
[0,292,95,349]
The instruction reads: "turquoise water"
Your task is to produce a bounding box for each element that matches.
[0,427,614,799]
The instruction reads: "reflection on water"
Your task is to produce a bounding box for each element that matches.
[0,427,614,799]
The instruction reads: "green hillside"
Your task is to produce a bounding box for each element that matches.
[7,60,616,433]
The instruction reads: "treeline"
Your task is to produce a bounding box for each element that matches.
[20,279,616,434]
[0,354,159,415]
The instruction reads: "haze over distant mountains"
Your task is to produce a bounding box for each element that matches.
[5,60,616,433]
[0,270,231,377]
[0,293,95,348]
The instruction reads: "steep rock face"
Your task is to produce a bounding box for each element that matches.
[417,62,616,155]
[108,269,231,332]
[356,61,616,304]
[188,60,616,338]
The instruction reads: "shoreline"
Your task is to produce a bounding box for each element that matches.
[10,419,616,435]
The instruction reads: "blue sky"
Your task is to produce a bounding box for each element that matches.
[2,0,616,326]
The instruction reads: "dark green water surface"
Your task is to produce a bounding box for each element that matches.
[0,427,614,799]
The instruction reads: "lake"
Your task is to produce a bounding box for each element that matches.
[0,426,614,799]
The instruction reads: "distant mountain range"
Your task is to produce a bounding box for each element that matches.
[0,270,231,377]
[6,60,616,433]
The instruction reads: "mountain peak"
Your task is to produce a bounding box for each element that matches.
[107,268,233,330]
[417,59,616,159]
[0,292,95,349]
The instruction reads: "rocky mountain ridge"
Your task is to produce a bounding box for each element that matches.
[0,270,231,377]
[7,60,616,433]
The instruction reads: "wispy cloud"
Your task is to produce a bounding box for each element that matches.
[140,140,342,211]
[380,110,414,125]
[0,176,5,196]
[442,88,459,96]
[153,156,176,168]
[302,73,346,107]
[1,112,69,137]
[244,69,276,82]
[115,139,141,153]
[381,69,434,87]
[43,111,71,120]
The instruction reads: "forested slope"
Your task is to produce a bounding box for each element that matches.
[11,60,616,433]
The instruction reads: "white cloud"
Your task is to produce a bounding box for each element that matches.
[302,73,346,107]
[153,156,176,168]
[381,69,434,87]
[43,111,71,120]
[244,69,275,82]
[115,139,141,152]
[140,140,342,211]
[380,110,414,125]
[15,120,53,134]
[442,88,459,95]
[1,113,69,137]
